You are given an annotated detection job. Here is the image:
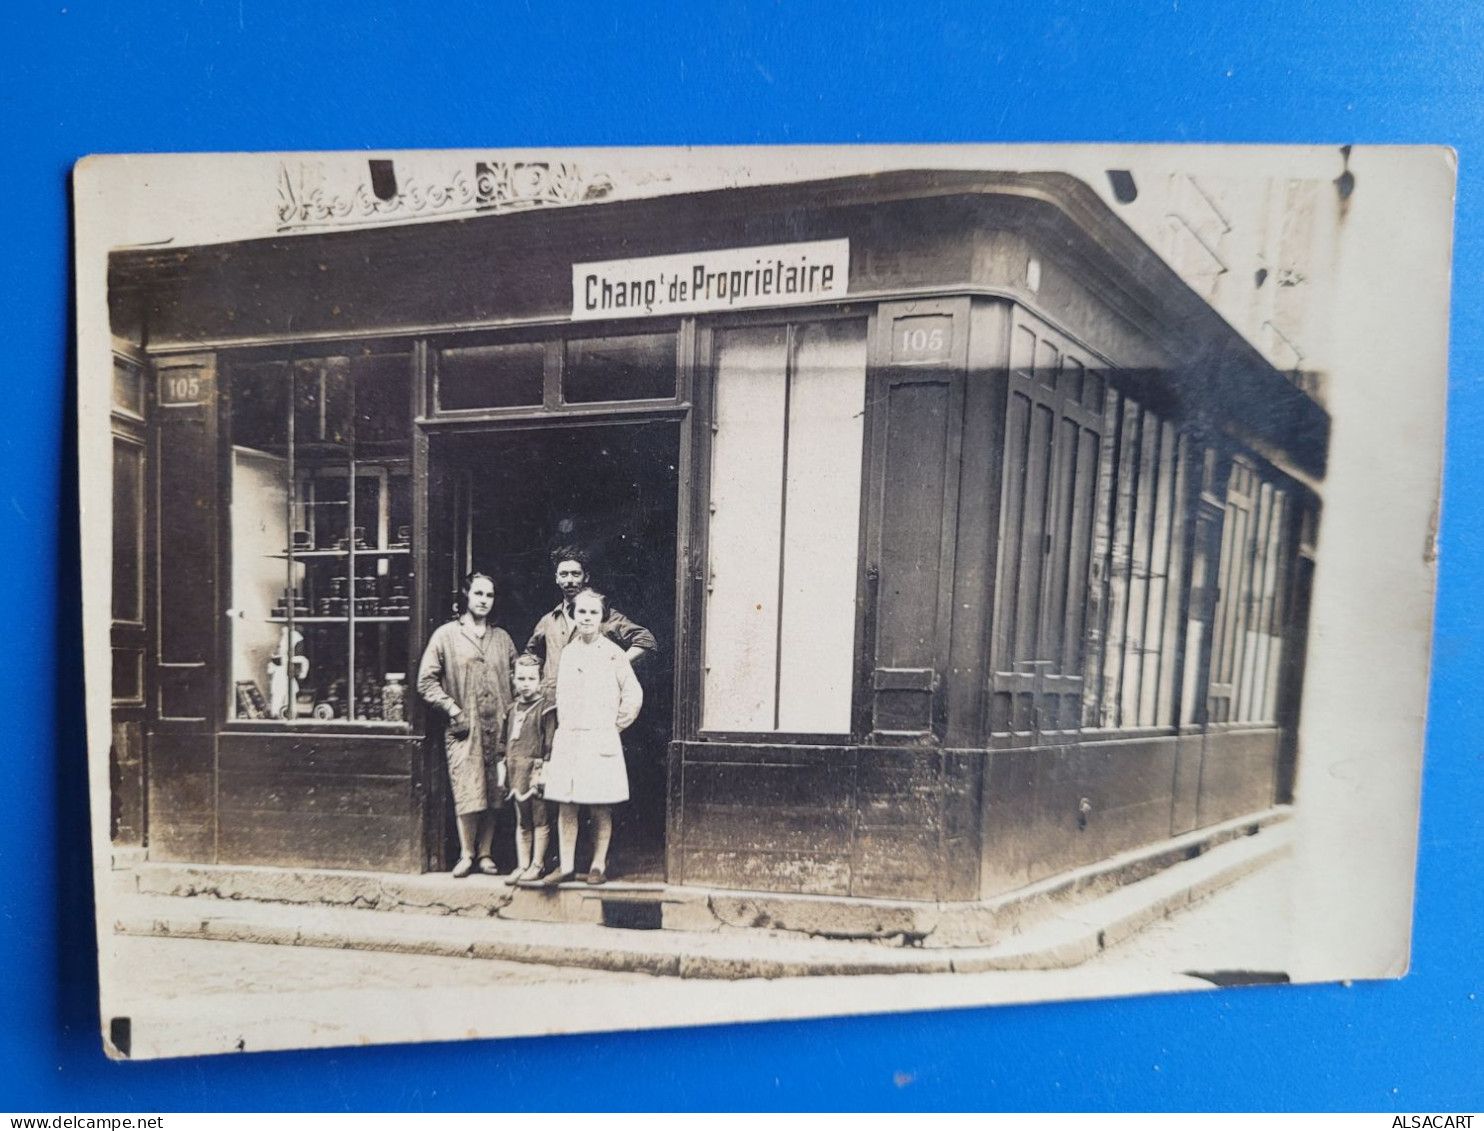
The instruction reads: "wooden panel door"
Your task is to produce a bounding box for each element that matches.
[110,352,149,847]
[988,320,1105,747]
[866,302,968,744]
[147,353,221,861]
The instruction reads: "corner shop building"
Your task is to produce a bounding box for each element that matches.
[107,169,1326,903]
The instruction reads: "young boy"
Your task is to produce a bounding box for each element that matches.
[498,653,558,883]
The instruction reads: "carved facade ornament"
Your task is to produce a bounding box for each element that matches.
[277,159,617,231]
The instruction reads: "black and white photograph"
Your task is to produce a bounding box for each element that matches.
[74,144,1453,1060]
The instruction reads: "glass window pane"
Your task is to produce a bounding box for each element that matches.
[232,444,292,717]
[565,333,676,403]
[1208,460,1256,724]
[1138,423,1177,725]
[295,357,350,447]
[1260,492,1290,723]
[354,353,411,444]
[353,468,384,551]
[1035,338,1060,389]
[1181,508,1217,727]
[1239,483,1283,723]
[438,341,545,410]
[229,360,290,720]
[1084,371,1105,414]
[299,469,349,554]
[231,360,289,453]
[1157,432,1189,725]
[703,327,787,731]
[1061,426,1100,675]
[1235,486,1265,721]
[1101,398,1141,727]
[112,437,144,622]
[1062,357,1085,404]
[776,320,867,732]
[1119,408,1156,726]
[1082,389,1121,728]
[1011,325,1036,377]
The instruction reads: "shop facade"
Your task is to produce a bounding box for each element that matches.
[107,169,1326,901]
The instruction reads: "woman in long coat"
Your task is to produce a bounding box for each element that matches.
[417,572,516,878]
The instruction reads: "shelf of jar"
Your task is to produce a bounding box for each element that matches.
[266,615,411,624]
[226,719,414,731]
[269,547,411,559]
[237,443,410,462]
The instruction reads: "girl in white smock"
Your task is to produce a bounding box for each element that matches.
[539,587,642,887]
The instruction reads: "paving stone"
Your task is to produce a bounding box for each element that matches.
[708,892,934,941]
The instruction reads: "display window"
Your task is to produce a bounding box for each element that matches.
[1080,390,1192,730]
[227,350,414,724]
[990,312,1207,740]
[1207,457,1291,725]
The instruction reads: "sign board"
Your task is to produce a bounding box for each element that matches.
[891,314,955,364]
[157,365,214,407]
[572,239,849,320]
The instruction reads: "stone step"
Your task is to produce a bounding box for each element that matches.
[126,807,1290,949]
[114,816,1292,979]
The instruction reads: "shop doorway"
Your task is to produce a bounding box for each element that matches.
[427,420,680,881]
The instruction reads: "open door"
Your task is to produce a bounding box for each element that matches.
[426,420,679,879]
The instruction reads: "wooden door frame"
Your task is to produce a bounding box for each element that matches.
[420,413,688,872]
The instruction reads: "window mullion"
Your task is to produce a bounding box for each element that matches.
[285,360,298,721]
[347,366,358,722]
[1135,419,1165,725]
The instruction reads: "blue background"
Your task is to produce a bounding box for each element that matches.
[3,0,1479,1111]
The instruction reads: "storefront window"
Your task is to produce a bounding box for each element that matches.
[1207,459,1290,724]
[1081,390,1191,730]
[702,319,867,734]
[228,352,413,723]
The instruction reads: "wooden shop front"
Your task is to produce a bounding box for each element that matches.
[107,169,1326,899]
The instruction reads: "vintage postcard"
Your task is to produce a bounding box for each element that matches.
[74,144,1453,1059]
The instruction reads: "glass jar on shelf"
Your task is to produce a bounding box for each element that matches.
[382,673,407,723]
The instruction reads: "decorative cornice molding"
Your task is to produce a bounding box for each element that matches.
[277,159,617,231]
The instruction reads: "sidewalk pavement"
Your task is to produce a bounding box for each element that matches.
[98,828,1298,1059]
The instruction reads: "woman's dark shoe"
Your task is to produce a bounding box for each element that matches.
[537,869,575,888]
[585,867,607,886]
